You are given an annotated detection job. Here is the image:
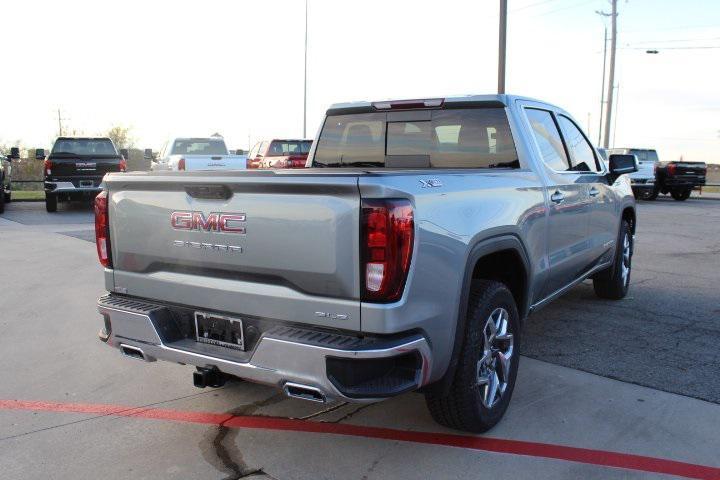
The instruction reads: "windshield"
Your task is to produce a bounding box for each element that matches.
[51,138,117,156]
[313,108,518,168]
[171,138,228,155]
[267,140,312,156]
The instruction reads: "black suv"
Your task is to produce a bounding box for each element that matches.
[44,137,126,212]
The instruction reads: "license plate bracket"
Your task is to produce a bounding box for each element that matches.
[195,312,245,351]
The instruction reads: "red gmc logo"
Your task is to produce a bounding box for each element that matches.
[171,211,246,234]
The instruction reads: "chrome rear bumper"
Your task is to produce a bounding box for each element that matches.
[97,294,432,403]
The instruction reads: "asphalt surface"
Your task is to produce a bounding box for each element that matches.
[1,197,719,480]
[524,195,720,404]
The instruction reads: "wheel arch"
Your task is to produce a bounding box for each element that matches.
[425,234,531,396]
[622,205,636,234]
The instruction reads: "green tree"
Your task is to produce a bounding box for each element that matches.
[106,126,135,150]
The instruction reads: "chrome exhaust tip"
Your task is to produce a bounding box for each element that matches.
[119,344,153,362]
[283,382,326,403]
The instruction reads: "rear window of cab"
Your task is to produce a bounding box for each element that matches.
[313,108,518,169]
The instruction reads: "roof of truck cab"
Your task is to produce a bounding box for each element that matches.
[326,94,545,114]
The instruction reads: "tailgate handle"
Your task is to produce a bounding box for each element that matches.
[185,185,233,200]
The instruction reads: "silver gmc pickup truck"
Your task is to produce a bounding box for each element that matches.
[96,94,637,432]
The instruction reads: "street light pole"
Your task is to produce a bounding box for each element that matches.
[498,0,507,94]
[303,0,308,138]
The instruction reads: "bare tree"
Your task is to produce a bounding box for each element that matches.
[106,126,135,150]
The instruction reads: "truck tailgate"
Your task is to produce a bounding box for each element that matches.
[105,171,361,330]
[183,155,247,171]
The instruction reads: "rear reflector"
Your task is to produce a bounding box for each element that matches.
[372,98,444,110]
[178,158,186,171]
[119,158,127,172]
[361,199,414,302]
[667,163,677,176]
[44,159,52,175]
[94,191,112,268]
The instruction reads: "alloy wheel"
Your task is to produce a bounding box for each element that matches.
[476,307,514,409]
[621,233,631,286]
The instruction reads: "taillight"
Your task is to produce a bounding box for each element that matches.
[119,158,127,172]
[94,191,112,268]
[44,158,52,175]
[178,158,186,171]
[361,199,414,302]
[667,163,677,176]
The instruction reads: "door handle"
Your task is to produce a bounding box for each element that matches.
[550,191,565,204]
[589,187,600,197]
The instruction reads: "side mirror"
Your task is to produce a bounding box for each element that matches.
[609,154,638,175]
[120,148,129,159]
[143,148,153,160]
[35,148,46,160]
[10,147,20,160]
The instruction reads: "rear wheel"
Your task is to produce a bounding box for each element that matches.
[593,220,632,299]
[425,280,520,433]
[45,192,57,212]
[0,188,5,214]
[671,189,691,201]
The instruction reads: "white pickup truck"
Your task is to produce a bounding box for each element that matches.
[151,137,247,172]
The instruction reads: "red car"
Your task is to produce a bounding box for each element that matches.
[246,139,312,169]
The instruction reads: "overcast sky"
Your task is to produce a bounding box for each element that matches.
[1,0,718,162]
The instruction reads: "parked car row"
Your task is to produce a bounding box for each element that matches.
[607,148,707,201]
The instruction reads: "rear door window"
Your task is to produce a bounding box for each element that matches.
[525,109,570,171]
[313,108,518,169]
[557,115,599,172]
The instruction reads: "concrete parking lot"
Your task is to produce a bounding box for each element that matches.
[1,197,719,480]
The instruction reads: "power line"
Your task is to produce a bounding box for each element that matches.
[626,36,720,45]
[623,45,720,50]
[620,23,720,34]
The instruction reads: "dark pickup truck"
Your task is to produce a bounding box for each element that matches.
[44,137,126,212]
[653,161,707,201]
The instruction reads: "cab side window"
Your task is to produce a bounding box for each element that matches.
[557,115,599,173]
[525,108,570,171]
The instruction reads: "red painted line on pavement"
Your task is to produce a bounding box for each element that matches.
[2,399,719,480]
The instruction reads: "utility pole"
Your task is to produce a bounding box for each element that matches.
[498,0,508,94]
[597,24,608,145]
[302,0,308,138]
[602,0,618,149]
[612,84,620,148]
[57,108,63,137]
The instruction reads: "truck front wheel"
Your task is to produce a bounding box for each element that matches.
[671,189,691,201]
[593,220,632,299]
[425,280,520,433]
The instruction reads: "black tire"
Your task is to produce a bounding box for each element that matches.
[593,220,632,299]
[45,193,57,213]
[0,188,5,214]
[425,280,520,433]
[671,189,691,201]
[645,187,659,201]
